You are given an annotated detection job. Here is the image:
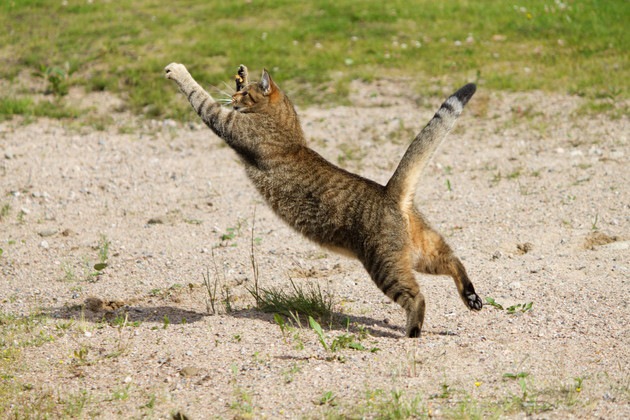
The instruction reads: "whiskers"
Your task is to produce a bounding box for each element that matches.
[210,82,235,106]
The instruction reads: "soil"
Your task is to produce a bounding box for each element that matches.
[1,82,628,419]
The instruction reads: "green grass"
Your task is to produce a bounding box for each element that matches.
[249,277,335,322]
[0,97,79,121]
[0,1,627,120]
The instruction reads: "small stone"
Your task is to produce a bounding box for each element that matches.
[147,218,163,225]
[38,229,57,237]
[4,151,14,159]
[39,240,49,249]
[180,367,201,377]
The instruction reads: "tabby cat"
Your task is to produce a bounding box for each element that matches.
[165,63,482,337]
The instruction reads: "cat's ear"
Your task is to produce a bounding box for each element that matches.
[260,69,276,96]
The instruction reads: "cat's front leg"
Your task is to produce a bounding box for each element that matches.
[165,62,217,120]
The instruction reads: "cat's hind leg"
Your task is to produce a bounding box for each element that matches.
[364,254,426,338]
[412,227,483,312]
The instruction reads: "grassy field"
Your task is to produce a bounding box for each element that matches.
[0,0,627,120]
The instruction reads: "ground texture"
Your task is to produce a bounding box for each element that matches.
[1,82,628,418]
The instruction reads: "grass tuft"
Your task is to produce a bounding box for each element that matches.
[249,277,335,323]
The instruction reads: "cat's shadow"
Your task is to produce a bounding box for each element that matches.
[229,308,404,339]
[44,304,404,339]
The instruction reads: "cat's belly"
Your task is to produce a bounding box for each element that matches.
[320,243,357,259]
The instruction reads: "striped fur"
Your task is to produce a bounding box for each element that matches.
[165,63,482,337]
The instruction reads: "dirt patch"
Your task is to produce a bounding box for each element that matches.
[0,84,628,418]
[583,231,620,250]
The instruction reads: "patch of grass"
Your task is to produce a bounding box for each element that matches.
[249,277,335,322]
[0,312,61,417]
[230,387,255,418]
[0,1,626,120]
[0,97,79,121]
[329,389,426,419]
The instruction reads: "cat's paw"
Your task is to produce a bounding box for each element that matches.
[164,63,190,81]
[465,292,483,311]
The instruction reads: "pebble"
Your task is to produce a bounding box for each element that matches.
[40,240,49,249]
[180,367,201,377]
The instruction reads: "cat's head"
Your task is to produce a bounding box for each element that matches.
[231,69,282,113]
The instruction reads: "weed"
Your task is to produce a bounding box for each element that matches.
[352,389,425,419]
[63,389,90,418]
[17,209,26,224]
[273,313,288,341]
[142,394,156,410]
[97,234,110,264]
[0,203,10,220]
[55,320,75,333]
[220,219,245,246]
[507,168,522,180]
[73,346,89,365]
[309,316,329,352]
[61,263,78,282]
[249,277,334,322]
[591,214,599,230]
[318,390,337,406]
[506,302,534,314]
[486,297,533,314]
[202,265,219,315]
[250,208,261,305]
[37,64,71,96]
[282,363,302,384]
[162,315,170,329]
[308,316,378,354]
[222,285,233,313]
[491,171,502,186]
[485,297,504,310]
[230,387,254,417]
[446,179,452,192]
[111,385,130,401]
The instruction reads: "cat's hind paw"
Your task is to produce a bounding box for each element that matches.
[465,292,483,311]
[164,63,190,81]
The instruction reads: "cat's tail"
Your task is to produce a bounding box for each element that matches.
[385,83,476,211]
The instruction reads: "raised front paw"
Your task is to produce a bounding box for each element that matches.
[164,62,190,81]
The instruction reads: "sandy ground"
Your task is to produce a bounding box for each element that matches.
[0,82,628,419]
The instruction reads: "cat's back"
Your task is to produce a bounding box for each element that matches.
[247,145,399,253]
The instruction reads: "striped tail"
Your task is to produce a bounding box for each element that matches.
[386,83,476,211]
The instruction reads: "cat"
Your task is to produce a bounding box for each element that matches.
[164,62,482,337]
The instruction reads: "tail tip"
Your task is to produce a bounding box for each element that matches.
[453,83,477,106]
